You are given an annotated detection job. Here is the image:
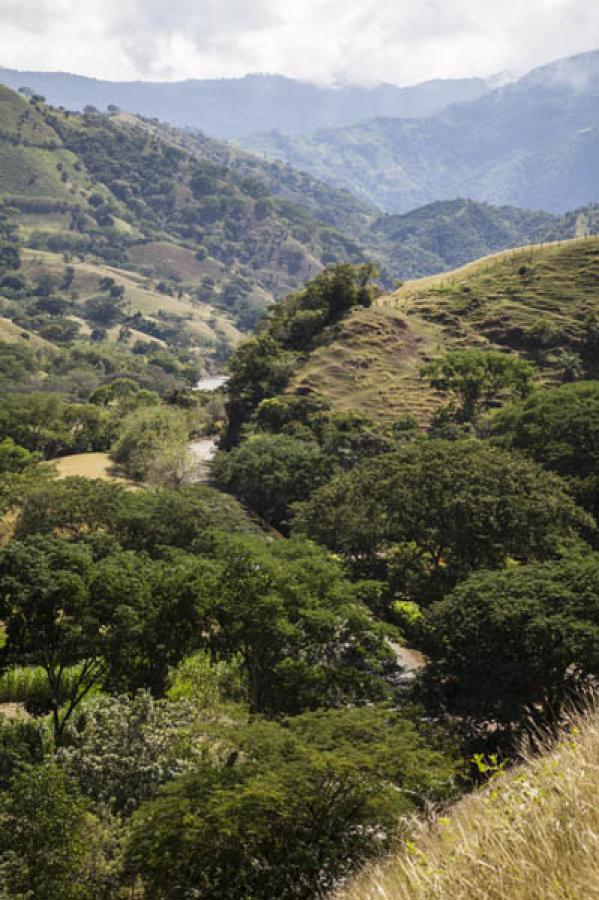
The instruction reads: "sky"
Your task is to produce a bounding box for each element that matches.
[0,0,598,85]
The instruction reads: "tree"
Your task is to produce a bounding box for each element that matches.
[421,349,535,423]
[212,433,334,531]
[58,691,216,815]
[110,406,192,482]
[0,764,91,900]
[126,707,458,900]
[490,381,599,522]
[201,535,394,715]
[0,203,20,272]
[221,335,298,448]
[0,537,193,743]
[422,555,599,734]
[295,440,592,601]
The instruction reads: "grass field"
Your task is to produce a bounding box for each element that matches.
[52,451,134,484]
[338,702,599,900]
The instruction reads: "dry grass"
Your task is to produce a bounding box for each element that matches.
[338,706,599,900]
[52,452,134,485]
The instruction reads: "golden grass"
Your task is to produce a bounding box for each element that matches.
[338,706,599,900]
[52,451,134,484]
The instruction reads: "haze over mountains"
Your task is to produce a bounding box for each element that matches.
[241,50,599,213]
[0,69,491,139]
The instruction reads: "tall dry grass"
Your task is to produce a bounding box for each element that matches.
[337,706,599,900]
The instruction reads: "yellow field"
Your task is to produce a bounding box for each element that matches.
[339,704,599,900]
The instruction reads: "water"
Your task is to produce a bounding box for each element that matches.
[194,375,228,392]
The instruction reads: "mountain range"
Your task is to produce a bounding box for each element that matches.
[0,69,491,139]
[240,50,599,214]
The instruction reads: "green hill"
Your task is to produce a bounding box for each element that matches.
[0,86,368,332]
[289,237,599,424]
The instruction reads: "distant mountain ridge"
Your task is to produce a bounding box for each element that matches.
[0,69,492,139]
[240,49,599,214]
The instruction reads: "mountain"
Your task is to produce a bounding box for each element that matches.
[239,50,599,214]
[288,236,599,424]
[0,69,492,139]
[364,199,559,280]
[0,85,370,332]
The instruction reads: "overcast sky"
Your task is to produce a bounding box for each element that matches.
[1,0,598,85]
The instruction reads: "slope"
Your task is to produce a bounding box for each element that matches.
[338,705,599,900]
[240,49,599,214]
[0,86,369,332]
[289,237,599,424]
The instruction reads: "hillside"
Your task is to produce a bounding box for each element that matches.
[240,49,599,214]
[0,69,492,138]
[289,237,599,423]
[0,85,369,332]
[338,706,599,900]
[365,199,559,279]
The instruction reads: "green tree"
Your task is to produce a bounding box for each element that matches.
[201,536,393,714]
[212,433,334,531]
[0,764,91,900]
[490,380,599,521]
[295,440,591,601]
[0,203,20,272]
[110,406,192,482]
[126,706,458,900]
[422,555,599,734]
[421,349,535,423]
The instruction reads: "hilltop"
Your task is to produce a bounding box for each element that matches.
[289,237,599,423]
[240,49,599,214]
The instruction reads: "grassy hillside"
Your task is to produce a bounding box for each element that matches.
[290,237,599,424]
[338,705,599,900]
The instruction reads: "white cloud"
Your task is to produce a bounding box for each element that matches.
[0,0,598,84]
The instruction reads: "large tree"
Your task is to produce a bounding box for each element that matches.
[422,554,599,734]
[212,432,334,531]
[295,440,591,601]
[490,380,599,521]
[200,535,394,714]
[126,706,458,900]
[421,349,535,423]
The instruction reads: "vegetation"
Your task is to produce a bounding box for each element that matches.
[337,705,599,900]
[2,76,599,898]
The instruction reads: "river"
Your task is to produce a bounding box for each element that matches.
[194,374,228,392]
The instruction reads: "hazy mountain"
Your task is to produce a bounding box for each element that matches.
[0,68,492,139]
[240,50,599,214]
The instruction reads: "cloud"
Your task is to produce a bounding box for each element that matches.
[0,0,598,84]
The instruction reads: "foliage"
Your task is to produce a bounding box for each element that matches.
[109,405,193,482]
[58,691,224,815]
[126,706,459,900]
[0,392,113,458]
[422,554,599,733]
[212,432,334,530]
[421,349,535,423]
[198,535,394,714]
[490,380,599,521]
[0,763,91,900]
[295,440,591,601]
